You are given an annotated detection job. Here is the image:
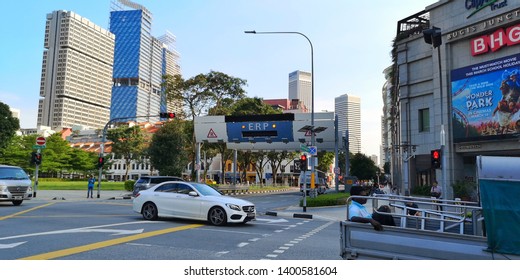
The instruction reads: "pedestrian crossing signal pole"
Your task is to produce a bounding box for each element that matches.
[301,154,308,212]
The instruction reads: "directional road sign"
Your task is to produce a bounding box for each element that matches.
[300,144,309,153]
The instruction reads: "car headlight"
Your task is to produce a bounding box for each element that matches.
[27,186,32,193]
[0,185,6,192]
[226,203,241,211]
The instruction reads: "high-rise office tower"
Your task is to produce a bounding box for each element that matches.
[110,1,181,122]
[37,10,115,129]
[288,70,312,112]
[335,94,361,154]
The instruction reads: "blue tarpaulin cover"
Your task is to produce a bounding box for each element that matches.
[479,179,520,256]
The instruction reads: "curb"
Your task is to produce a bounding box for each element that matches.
[265,210,313,220]
[224,188,295,196]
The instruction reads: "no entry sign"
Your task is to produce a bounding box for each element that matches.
[36,137,46,146]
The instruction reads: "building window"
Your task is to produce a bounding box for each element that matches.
[419,108,430,132]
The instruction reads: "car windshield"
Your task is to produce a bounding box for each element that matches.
[0,167,30,180]
[192,183,222,196]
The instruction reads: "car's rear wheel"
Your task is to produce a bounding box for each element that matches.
[12,200,23,206]
[208,206,227,226]
[142,202,158,220]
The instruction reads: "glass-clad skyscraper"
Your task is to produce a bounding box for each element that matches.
[109,2,180,122]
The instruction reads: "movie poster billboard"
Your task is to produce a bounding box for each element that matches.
[451,53,520,143]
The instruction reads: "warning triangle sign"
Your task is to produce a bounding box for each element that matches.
[207,128,218,138]
[305,130,315,137]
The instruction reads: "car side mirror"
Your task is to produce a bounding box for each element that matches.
[188,191,199,197]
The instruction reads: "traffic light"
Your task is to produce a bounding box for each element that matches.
[31,152,42,165]
[159,112,176,119]
[97,156,105,168]
[35,153,42,165]
[431,149,441,169]
[423,26,442,48]
[300,154,308,171]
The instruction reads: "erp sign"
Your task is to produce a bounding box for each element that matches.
[225,114,295,143]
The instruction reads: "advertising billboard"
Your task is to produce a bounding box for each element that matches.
[451,53,520,142]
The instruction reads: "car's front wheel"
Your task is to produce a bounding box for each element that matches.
[142,202,158,220]
[12,200,23,206]
[208,206,227,226]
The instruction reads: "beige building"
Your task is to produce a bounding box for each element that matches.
[37,10,115,130]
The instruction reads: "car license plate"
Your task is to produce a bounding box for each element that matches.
[247,213,255,218]
[13,196,23,200]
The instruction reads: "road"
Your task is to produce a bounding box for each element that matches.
[0,191,342,260]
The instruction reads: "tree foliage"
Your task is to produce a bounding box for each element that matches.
[0,101,20,150]
[107,125,145,180]
[350,153,379,181]
[148,120,189,177]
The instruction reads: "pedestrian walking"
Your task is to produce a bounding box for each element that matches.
[87,175,95,198]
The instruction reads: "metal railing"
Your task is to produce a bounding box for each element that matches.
[346,194,484,236]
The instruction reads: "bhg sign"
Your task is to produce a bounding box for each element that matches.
[471,23,520,56]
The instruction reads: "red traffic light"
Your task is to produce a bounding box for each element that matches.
[431,149,441,169]
[300,155,307,161]
[159,112,176,119]
[97,156,105,168]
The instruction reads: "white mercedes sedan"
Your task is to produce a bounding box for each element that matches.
[132,181,256,226]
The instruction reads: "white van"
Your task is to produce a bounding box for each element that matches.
[298,171,328,195]
[0,165,33,206]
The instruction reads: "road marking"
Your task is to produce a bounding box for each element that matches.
[273,249,284,253]
[266,254,278,258]
[18,224,204,260]
[254,218,289,223]
[215,251,229,257]
[0,202,55,221]
[0,242,26,249]
[237,242,249,247]
[0,221,159,241]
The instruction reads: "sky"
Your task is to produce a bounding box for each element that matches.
[0,0,435,157]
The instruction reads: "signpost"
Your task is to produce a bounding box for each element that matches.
[33,137,46,198]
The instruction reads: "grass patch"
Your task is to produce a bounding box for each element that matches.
[36,180,125,191]
[300,192,350,207]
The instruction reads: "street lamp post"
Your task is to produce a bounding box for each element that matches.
[245,30,314,212]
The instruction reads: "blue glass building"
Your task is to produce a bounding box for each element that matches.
[109,6,179,122]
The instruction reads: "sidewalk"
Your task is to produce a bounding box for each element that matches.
[31,190,132,201]
[267,196,375,221]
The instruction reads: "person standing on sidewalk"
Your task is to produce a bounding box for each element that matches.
[87,175,95,198]
[430,180,442,211]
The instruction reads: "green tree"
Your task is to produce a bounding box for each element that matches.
[0,101,20,150]
[251,151,268,186]
[267,151,294,186]
[39,133,72,177]
[0,135,33,170]
[205,70,247,109]
[69,148,98,175]
[148,120,189,176]
[229,97,282,116]
[317,151,335,173]
[350,153,379,181]
[163,71,248,179]
[201,142,219,181]
[107,125,145,180]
